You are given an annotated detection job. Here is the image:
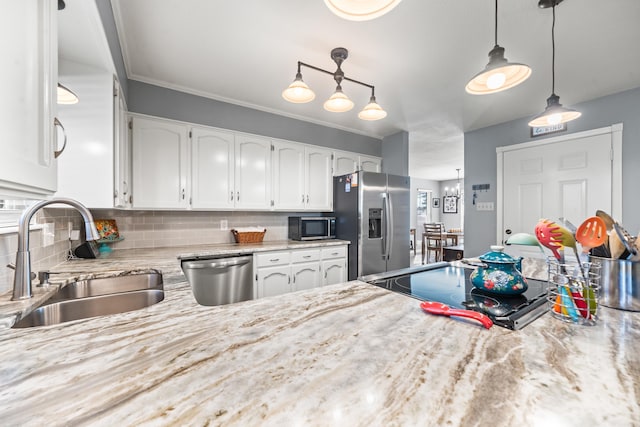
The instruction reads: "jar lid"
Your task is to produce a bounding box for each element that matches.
[478,245,519,264]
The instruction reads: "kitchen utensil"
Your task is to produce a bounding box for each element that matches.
[591,256,640,311]
[555,225,589,283]
[609,230,626,260]
[575,217,607,255]
[595,210,615,231]
[558,217,577,235]
[613,222,638,258]
[535,219,565,262]
[469,245,528,294]
[420,301,493,329]
[505,233,546,254]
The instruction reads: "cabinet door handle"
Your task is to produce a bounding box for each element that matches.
[301,194,305,203]
[303,255,311,259]
[230,191,234,201]
[270,258,280,262]
[236,192,240,201]
[53,117,67,159]
[123,180,128,195]
[182,189,185,200]
[306,195,309,204]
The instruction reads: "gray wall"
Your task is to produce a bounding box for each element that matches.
[381,131,409,175]
[464,86,640,258]
[128,81,382,155]
[95,0,128,98]
[96,1,380,154]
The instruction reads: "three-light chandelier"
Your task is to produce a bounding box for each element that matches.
[282,47,387,121]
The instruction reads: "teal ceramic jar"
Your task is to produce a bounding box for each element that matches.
[470,245,528,295]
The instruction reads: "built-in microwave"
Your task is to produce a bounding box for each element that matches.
[288,216,336,241]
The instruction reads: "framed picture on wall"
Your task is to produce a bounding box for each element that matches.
[432,198,440,208]
[443,196,457,214]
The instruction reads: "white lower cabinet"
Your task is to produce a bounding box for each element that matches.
[254,245,347,298]
[320,246,347,285]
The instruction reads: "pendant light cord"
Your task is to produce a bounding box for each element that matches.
[494,0,498,46]
[551,3,556,94]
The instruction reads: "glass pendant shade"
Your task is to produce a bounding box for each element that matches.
[324,87,354,112]
[57,83,79,104]
[282,73,316,103]
[465,46,531,95]
[528,94,581,127]
[358,96,387,120]
[324,0,402,21]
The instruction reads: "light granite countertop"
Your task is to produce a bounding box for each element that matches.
[0,242,639,426]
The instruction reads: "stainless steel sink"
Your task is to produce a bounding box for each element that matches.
[49,272,163,301]
[12,272,164,328]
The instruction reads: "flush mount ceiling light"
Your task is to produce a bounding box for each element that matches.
[324,0,402,21]
[529,0,581,127]
[282,47,387,120]
[466,0,531,95]
[57,83,79,105]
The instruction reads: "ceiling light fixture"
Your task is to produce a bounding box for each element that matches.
[282,47,387,121]
[529,0,581,127]
[324,0,402,21]
[465,0,531,95]
[57,83,79,105]
[445,168,462,198]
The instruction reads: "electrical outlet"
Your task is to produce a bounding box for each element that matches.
[476,202,495,211]
[220,219,228,230]
[68,221,73,239]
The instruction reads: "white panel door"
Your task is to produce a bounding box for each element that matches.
[272,140,305,210]
[0,0,58,197]
[500,131,613,255]
[191,127,235,209]
[306,147,333,211]
[292,262,321,292]
[333,151,359,176]
[132,117,189,209]
[235,135,272,210]
[359,155,382,173]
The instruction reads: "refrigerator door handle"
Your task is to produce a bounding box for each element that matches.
[386,192,393,260]
[381,193,388,259]
[382,193,392,260]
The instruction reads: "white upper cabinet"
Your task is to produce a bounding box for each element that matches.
[55,63,116,208]
[131,116,189,209]
[272,140,306,210]
[333,150,382,176]
[305,146,333,211]
[113,79,131,208]
[191,127,235,209]
[1,0,58,197]
[359,155,382,173]
[272,141,332,211]
[333,150,359,176]
[235,134,272,210]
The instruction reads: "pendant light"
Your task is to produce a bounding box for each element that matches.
[283,47,387,120]
[57,83,79,105]
[528,0,581,127]
[465,0,531,95]
[324,0,402,21]
[282,64,316,103]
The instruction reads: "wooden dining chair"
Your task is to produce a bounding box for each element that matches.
[422,223,445,264]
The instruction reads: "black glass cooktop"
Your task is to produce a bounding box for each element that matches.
[363,264,548,330]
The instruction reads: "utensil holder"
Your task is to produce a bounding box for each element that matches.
[547,260,601,326]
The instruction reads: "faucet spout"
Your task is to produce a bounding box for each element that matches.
[12,197,100,301]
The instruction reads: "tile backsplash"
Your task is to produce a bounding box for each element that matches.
[0,208,295,294]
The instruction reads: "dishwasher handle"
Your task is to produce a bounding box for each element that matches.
[182,257,251,270]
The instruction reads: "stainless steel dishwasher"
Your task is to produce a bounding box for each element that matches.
[181,255,253,306]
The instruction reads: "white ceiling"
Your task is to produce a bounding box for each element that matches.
[64,0,640,181]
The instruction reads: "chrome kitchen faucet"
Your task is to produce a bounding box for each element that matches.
[11,198,101,300]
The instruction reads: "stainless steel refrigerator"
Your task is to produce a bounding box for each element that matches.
[333,171,410,280]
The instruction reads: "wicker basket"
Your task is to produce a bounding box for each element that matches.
[231,229,266,244]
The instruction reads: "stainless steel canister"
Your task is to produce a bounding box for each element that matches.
[590,256,640,312]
